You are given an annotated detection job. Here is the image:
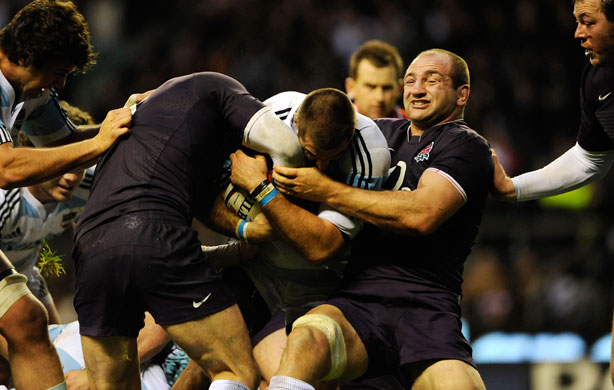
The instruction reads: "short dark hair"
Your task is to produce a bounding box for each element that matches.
[572,0,614,21]
[417,48,470,88]
[348,40,404,81]
[0,0,97,73]
[297,88,356,151]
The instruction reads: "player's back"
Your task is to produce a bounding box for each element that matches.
[77,72,262,237]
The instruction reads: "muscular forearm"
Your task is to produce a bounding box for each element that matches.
[318,172,464,236]
[0,140,103,189]
[262,194,344,265]
[205,190,277,243]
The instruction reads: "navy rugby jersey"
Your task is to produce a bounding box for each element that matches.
[577,64,614,152]
[76,72,265,237]
[346,119,493,295]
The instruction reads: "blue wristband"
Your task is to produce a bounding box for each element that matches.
[259,188,279,207]
[236,220,249,241]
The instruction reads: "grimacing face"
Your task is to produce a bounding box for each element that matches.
[346,59,402,119]
[30,169,85,204]
[403,53,461,132]
[574,0,614,66]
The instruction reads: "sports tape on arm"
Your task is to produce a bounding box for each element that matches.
[513,142,614,201]
[243,107,305,168]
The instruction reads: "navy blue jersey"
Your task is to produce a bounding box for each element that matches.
[346,119,493,295]
[76,72,265,238]
[577,64,614,152]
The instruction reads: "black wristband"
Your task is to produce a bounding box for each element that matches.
[249,179,270,198]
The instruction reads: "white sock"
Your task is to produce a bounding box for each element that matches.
[46,382,67,390]
[268,376,315,390]
[209,379,250,390]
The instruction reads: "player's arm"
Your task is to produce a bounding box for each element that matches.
[230,150,345,265]
[205,189,278,243]
[491,143,614,202]
[137,312,170,363]
[273,165,465,236]
[0,108,131,189]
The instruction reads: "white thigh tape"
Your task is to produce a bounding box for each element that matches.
[292,314,347,381]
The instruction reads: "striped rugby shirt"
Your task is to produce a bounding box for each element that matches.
[0,68,73,147]
[0,167,93,278]
[242,91,390,315]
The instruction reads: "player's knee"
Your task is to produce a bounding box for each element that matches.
[0,294,49,344]
[291,314,347,381]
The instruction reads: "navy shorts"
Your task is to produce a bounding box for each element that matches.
[251,308,285,347]
[73,213,236,337]
[328,280,475,380]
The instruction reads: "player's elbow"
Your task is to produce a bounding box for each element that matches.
[302,248,338,266]
[397,212,441,236]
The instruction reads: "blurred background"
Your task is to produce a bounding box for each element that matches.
[2,0,612,388]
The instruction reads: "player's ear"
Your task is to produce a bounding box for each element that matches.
[456,84,470,107]
[293,114,300,131]
[345,77,355,98]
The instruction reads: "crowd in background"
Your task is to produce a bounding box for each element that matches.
[2,0,611,347]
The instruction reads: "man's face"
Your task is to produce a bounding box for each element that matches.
[30,169,85,204]
[346,59,401,119]
[16,61,76,98]
[574,0,614,66]
[298,132,350,171]
[403,53,460,131]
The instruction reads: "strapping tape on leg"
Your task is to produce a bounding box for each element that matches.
[292,314,347,381]
[0,273,31,318]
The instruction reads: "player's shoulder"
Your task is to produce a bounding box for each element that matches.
[436,120,491,158]
[264,91,305,123]
[264,91,306,109]
[355,113,388,147]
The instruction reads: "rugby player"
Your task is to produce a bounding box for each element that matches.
[72,72,305,390]
[227,88,390,388]
[491,0,614,382]
[268,49,491,390]
[0,2,130,389]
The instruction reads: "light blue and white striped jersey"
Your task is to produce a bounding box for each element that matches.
[47,321,170,390]
[0,167,94,278]
[0,68,74,146]
[242,91,391,315]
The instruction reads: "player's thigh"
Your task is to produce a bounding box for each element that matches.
[410,359,485,390]
[306,304,368,380]
[164,304,255,376]
[80,335,140,385]
[253,327,286,383]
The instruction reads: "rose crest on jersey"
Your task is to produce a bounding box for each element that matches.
[414,142,434,162]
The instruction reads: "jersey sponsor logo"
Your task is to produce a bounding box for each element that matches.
[598,92,612,102]
[414,141,434,162]
[192,292,212,308]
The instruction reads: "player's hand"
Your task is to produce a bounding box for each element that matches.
[490,148,517,201]
[94,107,132,153]
[229,149,269,193]
[65,369,90,390]
[124,89,155,108]
[272,165,333,202]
